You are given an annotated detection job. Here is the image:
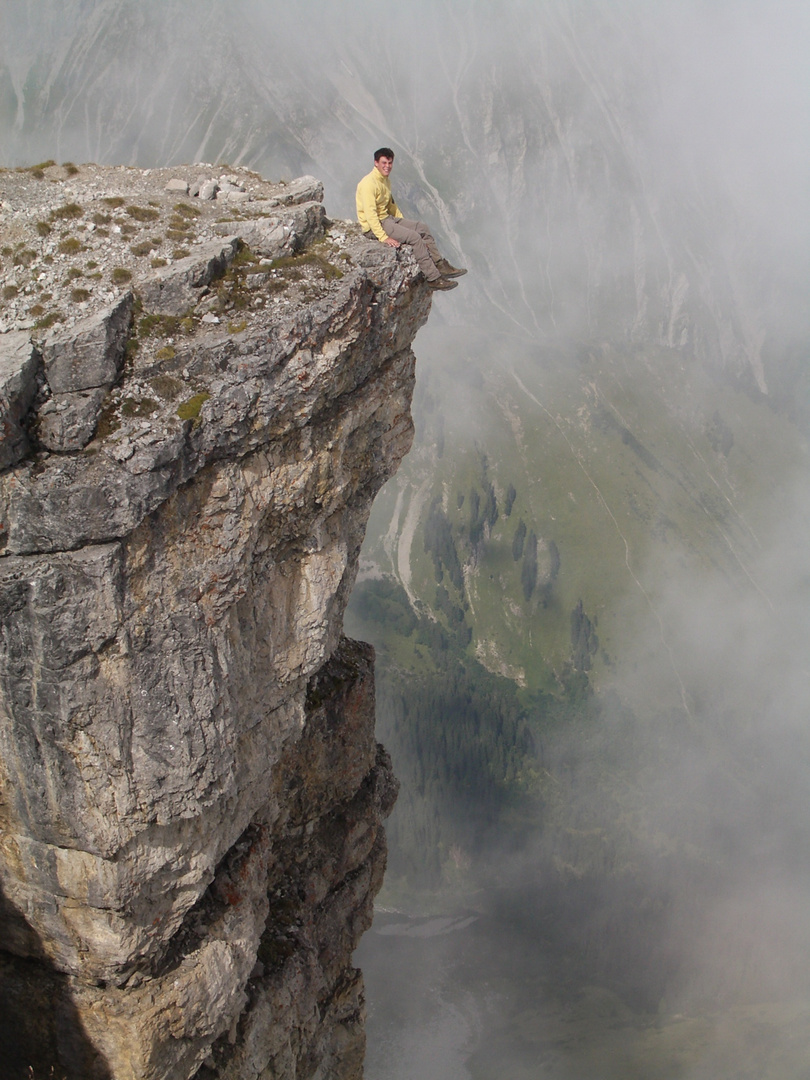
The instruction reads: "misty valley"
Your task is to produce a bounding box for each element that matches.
[358,910,810,1080]
[346,320,810,1079]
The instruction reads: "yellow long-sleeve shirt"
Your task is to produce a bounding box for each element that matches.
[356,167,403,241]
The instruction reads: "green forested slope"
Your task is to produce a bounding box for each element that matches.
[354,321,805,699]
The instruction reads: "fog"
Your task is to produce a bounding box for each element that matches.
[357,462,810,1077]
[3,1,810,1076]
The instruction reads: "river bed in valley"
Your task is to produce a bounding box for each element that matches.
[357,908,810,1080]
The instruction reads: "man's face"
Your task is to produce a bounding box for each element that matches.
[375,156,394,177]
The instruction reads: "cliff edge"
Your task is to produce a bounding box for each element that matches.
[0,163,431,1079]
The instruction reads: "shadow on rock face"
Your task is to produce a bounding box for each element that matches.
[0,880,112,1080]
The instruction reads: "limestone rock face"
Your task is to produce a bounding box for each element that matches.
[0,332,40,469]
[41,294,133,395]
[138,238,241,316]
[0,165,429,1080]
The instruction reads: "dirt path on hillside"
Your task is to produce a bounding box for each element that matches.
[396,475,433,608]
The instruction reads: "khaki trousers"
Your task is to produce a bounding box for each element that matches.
[379,216,443,281]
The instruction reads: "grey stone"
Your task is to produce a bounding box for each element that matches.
[139,237,240,315]
[165,178,190,193]
[216,190,251,204]
[198,180,219,201]
[0,331,39,470]
[239,202,326,259]
[270,175,324,206]
[37,387,108,451]
[218,176,245,192]
[40,294,133,395]
[284,201,327,251]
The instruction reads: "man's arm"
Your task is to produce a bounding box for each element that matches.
[356,174,390,242]
[383,193,403,245]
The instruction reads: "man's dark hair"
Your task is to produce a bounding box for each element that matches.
[374,147,395,161]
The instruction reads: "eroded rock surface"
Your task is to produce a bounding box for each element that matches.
[0,164,430,1080]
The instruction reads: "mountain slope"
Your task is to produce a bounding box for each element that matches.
[351,321,806,711]
[3,0,806,391]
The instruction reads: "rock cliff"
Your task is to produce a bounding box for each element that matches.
[0,163,431,1079]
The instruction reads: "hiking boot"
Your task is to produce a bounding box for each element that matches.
[435,258,467,278]
[428,276,458,291]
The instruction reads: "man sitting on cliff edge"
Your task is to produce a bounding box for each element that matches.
[356,147,466,291]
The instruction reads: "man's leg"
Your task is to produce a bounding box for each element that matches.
[381,217,441,280]
[383,217,466,278]
[400,218,443,265]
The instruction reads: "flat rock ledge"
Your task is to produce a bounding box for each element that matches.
[0,164,430,1080]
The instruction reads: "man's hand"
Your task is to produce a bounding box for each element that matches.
[383,237,401,248]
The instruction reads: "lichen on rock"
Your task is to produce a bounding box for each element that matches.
[0,163,430,1080]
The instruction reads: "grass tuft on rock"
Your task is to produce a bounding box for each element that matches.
[126,205,160,222]
[177,392,210,423]
[50,203,83,220]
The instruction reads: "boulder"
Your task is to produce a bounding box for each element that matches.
[139,237,240,315]
[37,387,108,452]
[216,190,251,204]
[198,179,219,201]
[41,294,133,395]
[0,332,39,471]
[271,175,324,206]
[238,202,327,259]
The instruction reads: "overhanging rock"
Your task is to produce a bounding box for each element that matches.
[0,163,430,1080]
